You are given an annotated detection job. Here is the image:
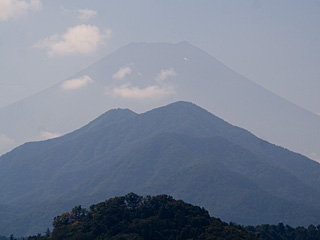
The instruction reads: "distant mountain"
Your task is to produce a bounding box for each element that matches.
[1,101,320,236]
[0,42,320,160]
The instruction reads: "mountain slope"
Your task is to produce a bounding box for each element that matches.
[1,101,320,236]
[0,42,320,160]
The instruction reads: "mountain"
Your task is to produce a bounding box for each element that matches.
[0,42,320,161]
[1,101,320,236]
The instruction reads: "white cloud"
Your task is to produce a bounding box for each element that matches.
[0,134,14,145]
[60,75,94,90]
[61,7,97,22]
[39,131,61,140]
[34,24,112,57]
[77,9,97,22]
[0,0,42,21]
[106,67,178,100]
[112,83,176,100]
[112,67,132,80]
[156,68,177,82]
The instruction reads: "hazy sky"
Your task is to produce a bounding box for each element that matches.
[1,0,319,114]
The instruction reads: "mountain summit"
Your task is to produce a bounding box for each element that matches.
[1,101,320,235]
[1,42,320,160]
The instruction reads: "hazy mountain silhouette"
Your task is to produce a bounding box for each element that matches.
[0,42,320,161]
[1,101,320,236]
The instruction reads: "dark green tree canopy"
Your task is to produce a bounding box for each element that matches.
[30,193,257,240]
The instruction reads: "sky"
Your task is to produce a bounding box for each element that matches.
[1,0,320,115]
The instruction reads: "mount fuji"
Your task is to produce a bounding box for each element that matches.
[1,41,319,160]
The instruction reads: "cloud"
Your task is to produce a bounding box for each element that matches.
[60,75,94,90]
[0,0,42,21]
[34,24,112,57]
[156,68,177,82]
[107,67,178,100]
[39,131,61,140]
[61,7,97,22]
[112,67,132,80]
[77,9,97,22]
[112,83,175,100]
[0,134,14,145]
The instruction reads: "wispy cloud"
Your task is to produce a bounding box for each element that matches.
[0,134,14,145]
[107,67,178,100]
[112,67,132,80]
[112,83,175,100]
[0,0,42,21]
[39,131,61,140]
[60,75,94,90]
[34,24,112,57]
[77,9,96,22]
[156,68,177,82]
[61,7,97,22]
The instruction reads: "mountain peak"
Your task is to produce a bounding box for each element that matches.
[1,40,320,161]
[78,107,137,133]
[2,101,320,236]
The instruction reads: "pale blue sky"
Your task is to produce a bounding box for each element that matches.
[1,0,319,114]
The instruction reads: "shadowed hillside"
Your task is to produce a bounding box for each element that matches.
[1,102,320,235]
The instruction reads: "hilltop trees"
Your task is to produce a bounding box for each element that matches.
[39,193,258,240]
[25,193,320,240]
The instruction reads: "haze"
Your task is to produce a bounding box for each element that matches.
[1,0,319,114]
[2,1,320,236]
[1,0,320,161]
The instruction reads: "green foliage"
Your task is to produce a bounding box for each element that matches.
[245,223,320,240]
[53,205,88,229]
[44,193,258,240]
[6,193,320,240]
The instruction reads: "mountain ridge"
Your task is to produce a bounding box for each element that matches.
[1,42,320,160]
[1,101,320,235]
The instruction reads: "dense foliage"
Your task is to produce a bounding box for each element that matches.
[245,223,320,240]
[27,193,258,240]
[19,193,320,240]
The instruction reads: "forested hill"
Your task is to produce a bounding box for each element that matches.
[26,193,320,240]
[28,193,259,240]
[3,101,320,235]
